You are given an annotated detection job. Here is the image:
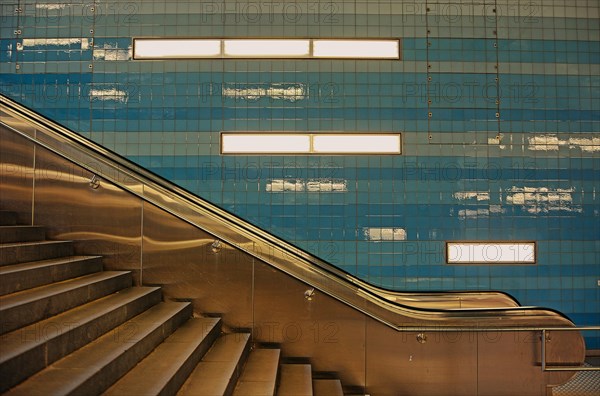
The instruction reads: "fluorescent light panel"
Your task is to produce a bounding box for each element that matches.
[134,39,400,59]
[313,134,401,154]
[313,39,399,59]
[221,133,401,155]
[222,134,311,154]
[224,39,310,57]
[447,242,536,264]
[134,39,221,59]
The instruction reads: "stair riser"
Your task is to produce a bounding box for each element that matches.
[0,227,46,244]
[0,212,18,226]
[0,288,162,393]
[0,242,74,266]
[0,257,104,295]
[0,272,132,335]
[67,304,192,396]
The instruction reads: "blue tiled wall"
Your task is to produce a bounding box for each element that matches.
[1,1,598,347]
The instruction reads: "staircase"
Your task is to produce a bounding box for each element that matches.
[0,210,346,395]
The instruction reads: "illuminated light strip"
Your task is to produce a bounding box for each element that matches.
[313,134,401,154]
[224,39,310,57]
[313,39,399,59]
[133,39,221,59]
[221,134,311,154]
[446,242,536,264]
[133,38,400,60]
[221,133,402,155]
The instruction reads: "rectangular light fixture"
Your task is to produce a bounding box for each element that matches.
[133,38,400,60]
[313,39,400,59]
[133,39,221,59]
[446,242,536,264]
[221,134,311,154]
[312,134,401,154]
[221,133,402,155]
[223,39,310,58]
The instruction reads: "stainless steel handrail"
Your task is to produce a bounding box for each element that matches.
[0,94,593,339]
[541,328,600,372]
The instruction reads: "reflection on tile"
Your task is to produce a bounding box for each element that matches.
[454,192,490,201]
[89,88,128,103]
[528,134,600,152]
[506,187,581,214]
[20,38,89,50]
[93,45,131,61]
[223,83,306,102]
[266,179,347,193]
[363,227,407,241]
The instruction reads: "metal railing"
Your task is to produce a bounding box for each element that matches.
[541,327,600,372]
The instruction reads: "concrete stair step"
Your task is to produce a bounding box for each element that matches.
[3,301,192,396]
[104,316,222,396]
[178,333,251,396]
[0,286,162,392]
[0,240,74,266]
[0,255,103,295]
[0,211,18,226]
[313,379,344,396]
[0,226,45,243]
[233,348,281,396]
[278,364,314,396]
[0,271,132,334]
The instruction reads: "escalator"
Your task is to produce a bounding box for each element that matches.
[0,94,588,395]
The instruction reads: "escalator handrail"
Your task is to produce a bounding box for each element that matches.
[0,94,577,329]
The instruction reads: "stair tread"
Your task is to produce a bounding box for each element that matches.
[0,271,130,310]
[3,301,191,396]
[0,225,44,235]
[0,240,71,248]
[233,348,281,396]
[0,287,162,393]
[104,317,221,396]
[0,240,74,266]
[0,226,42,229]
[0,256,104,296]
[0,226,43,230]
[0,256,102,275]
[178,333,251,396]
[0,270,132,335]
[278,364,313,396]
[0,211,18,226]
[313,379,344,396]
[0,224,46,232]
[0,286,161,363]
